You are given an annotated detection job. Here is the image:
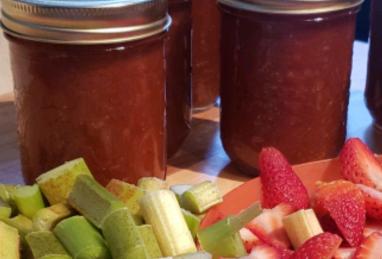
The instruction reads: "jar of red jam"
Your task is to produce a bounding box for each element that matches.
[192,0,221,111]
[1,0,171,185]
[167,0,192,157]
[365,0,382,128]
[219,0,363,174]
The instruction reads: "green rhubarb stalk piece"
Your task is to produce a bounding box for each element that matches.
[102,208,149,259]
[137,177,167,191]
[140,190,196,256]
[68,175,125,228]
[54,216,110,259]
[182,209,200,239]
[36,158,93,205]
[197,202,262,256]
[0,184,18,214]
[170,184,192,201]
[13,184,45,219]
[0,199,12,219]
[0,206,12,219]
[5,214,33,237]
[132,214,144,225]
[106,179,145,216]
[40,255,72,259]
[26,231,70,259]
[213,232,247,257]
[174,252,212,259]
[0,221,20,259]
[180,181,222,214]
[0,184,18,203]
[33,203,73,231]
[137,224,163,258]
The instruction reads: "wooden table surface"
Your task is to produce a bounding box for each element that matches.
[0,41,378,194]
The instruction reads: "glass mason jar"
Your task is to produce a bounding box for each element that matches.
[167,0,192,158]
[219,0,363,174]
[1,0,171,185]
[192,0,221,111]
[365,0,382,128]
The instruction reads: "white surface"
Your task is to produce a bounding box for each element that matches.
[351,41,369,92]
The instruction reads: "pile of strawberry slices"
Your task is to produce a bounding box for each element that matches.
[239,138,382,259]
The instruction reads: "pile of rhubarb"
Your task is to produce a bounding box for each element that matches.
[2,137,382,259]
[0,158,222,259]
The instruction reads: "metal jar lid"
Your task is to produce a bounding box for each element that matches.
[1,0,171,44]
[218,0,364,15]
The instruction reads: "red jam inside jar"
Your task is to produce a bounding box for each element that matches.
[219,0,363,174]
[192,0,221,111]
[365,0,382,128]
[2,0,171,185]
[166,0,192,157]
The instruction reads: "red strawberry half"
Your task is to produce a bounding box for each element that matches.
[354,232,382,258]
[246,203,294,249]
[357,184,382,220]
[259,147,309,210]
[293,232,342,259]
[312,180,366,247]
[340,138,382,191]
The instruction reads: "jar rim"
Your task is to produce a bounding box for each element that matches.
[218,0,364,15]
[1,0,171,44]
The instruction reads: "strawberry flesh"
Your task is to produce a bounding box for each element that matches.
[357,184,382,220]
[240,228,262,252]
[246,203,294,249]
[259,147,310,210]
[333,248,356,259]
[354,232,382,258]
[340,138,382,191]
[293,232,342,259]
[312,180,366,247]
[243,244,292,259]
[246,245,280,259]
[364,219,382,238]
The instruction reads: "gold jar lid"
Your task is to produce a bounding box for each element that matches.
[1,0,171,44]
[218,0,364,14]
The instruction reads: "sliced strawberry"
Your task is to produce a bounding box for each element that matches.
[244,244,281,259]
[243,244,292,259]
[340,138,382,191]
[357,184,382,220]
[259,147,310,210]
[354,232,382,258]
[312,180,366,247]
[246,203,294,249]
[293,232,342,259]
[240,228,262,252]
[278,248,293,259]
[364,220,382,237]
[333,248,356,259]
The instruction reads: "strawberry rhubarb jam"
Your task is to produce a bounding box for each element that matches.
[365,0,382,128]
[219,0,363,174]
[166,0,192,157]
[192,0,221,111]
[1,0,171,185]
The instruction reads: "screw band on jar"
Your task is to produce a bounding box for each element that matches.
[218,0,364,14]
[1,0,172,44]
